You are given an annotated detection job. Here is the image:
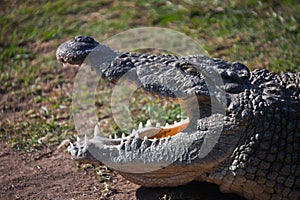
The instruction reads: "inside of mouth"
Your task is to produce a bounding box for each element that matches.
[120,97,191,140]
[104,100,191,142]
[89,69,194,143]
[104,118,190,144]
[131,117,190,139]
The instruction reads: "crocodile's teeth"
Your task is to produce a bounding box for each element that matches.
[156,123,161,127]
[152,137,158,144]
[94,125,100,137]
[119,140,125,150]
[76,136,80,142]
[69,142,74,149]
[165,123,169,126]
[141,137,151,148]
[114,134,118,139]
[84,134,88,145]
[146,119,152,127]
[121,133,126,139]
[138,122,143,129]
[83,135,88,151]
[134,132,139,139]
[174,120,177,124]
[125,140,131,151]
[159,138,165,145]
[109,135,112,139]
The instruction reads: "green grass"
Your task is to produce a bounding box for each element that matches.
[0,0,299,150]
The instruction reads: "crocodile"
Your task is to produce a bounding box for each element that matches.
[56,36,300,200]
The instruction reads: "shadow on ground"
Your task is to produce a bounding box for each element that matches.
[137,181,245,200]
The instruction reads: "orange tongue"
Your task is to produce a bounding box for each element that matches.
[149,119,189,139]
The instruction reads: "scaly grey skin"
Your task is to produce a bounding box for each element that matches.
[56,36,300,200]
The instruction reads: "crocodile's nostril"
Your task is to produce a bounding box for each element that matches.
[74,35,95,43]
[74,35,84,41]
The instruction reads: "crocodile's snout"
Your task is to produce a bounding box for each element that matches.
[56,35,99,65]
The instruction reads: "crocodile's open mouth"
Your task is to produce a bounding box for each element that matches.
[93,88,197,145]
[62,62,194,145]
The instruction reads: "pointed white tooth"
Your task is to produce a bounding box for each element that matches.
[84,134,88,145]
[151,138,158,149]
[125,140,131,151]
[109,135,112,139]
[122,133,126,139]
[76,136,80,142]
[134,132,139,139]
[69,142,74,149]
[138,122,143,129]
[94,125,100,137]
[156,123,161,127]
[146,119,152,127]
[114,134,118,139]
[159,138,165,145]
[82,144,87,152]
[166,123,169,126]
[143,136,148,141]
[174,120,177,124]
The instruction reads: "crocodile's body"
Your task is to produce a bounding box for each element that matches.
[57,36,300,200]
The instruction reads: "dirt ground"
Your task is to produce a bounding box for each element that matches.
[0,141,245,200]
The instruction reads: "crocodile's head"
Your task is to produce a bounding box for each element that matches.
[57,36,252,187]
